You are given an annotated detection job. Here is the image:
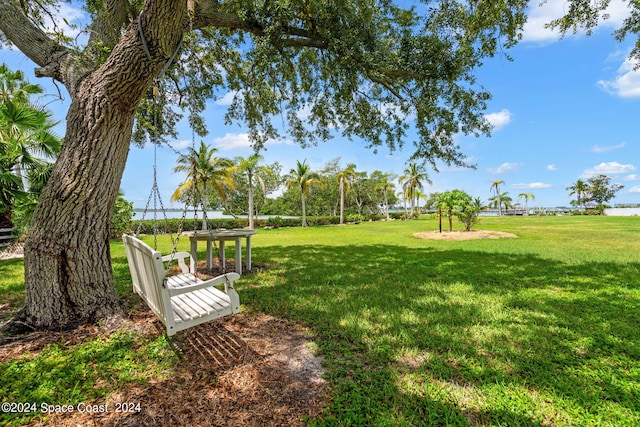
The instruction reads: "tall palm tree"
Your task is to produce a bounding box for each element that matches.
[517,192,535,215]
[233,153,273,229]
[172,141,234,230]
[286,160,322,227]
[414,189,428,214]
[397,189,408,217]
[399,162,430,218]
[566,179,588,209]
[374,173,395,220]
[337,163,356,224]
[490,179,505,216]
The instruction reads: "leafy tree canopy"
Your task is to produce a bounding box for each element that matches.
[545,0,640,65]
[1,0,528,168]
[584,174,624,209]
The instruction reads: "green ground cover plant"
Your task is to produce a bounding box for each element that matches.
[1,216,639,426]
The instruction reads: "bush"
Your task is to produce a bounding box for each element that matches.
[346,214,363,224]
[110,196,134,237]
[129,212,393,234]
[305,216,339,226]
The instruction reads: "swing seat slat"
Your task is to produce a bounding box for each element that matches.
[122,234,240,336]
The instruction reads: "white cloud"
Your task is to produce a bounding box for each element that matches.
[169,139,192,150]
[598,57,640,98]
[512,182,553,189]
[624,174,640,181]
[212,132,292,151]
[215,91,239,106]
[485,109,511,131]
[604,0,634,27]
[630,186,640,193]
[591,142,626,153]
[212,133,252,150]
[581,161,636,178]
[547,164,558,171]
[523,0,628,44]
[522,1,567,43]
[487,162,521,174]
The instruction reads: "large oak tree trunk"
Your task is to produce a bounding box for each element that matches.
[5,2,186,332]
[21,83,133,329]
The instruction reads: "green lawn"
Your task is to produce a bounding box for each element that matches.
[2,216,639,426]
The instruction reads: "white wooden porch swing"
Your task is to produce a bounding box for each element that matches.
[122,234,240,337]
[122,23,241,336]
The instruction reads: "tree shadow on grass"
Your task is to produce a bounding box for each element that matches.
[241,244,640,426]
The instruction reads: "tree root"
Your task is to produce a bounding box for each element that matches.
[0,309,36,342]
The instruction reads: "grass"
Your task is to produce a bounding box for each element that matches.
[0,332,176,425]
[1,216,640,426]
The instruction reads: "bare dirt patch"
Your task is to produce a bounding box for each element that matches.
[1,312,328,427]
[414,230,518,241]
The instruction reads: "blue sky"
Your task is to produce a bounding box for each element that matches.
[3,1,640,209]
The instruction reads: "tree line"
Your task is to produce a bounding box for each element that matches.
[168,142,509,232]
[168,142,407,228]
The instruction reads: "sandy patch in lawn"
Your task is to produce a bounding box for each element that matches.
[414,230,518,241]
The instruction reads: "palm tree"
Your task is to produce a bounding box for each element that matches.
[488,191,511,214]
[285,160,322,227]
[435,190,470,232]
[374,173,395,220]
[500,193,513,214]
[399,162,430,218]
[566,179,588,209]
[414,190,428,214]
[459,196,486,231]
[233,153,273,229]
[490,179,505,216]
[337,163,356,224]
[172,141,234,230]
[0,64,43,104]
[0,66,61,228]
[517,192,535,215]
[397,189,408,217]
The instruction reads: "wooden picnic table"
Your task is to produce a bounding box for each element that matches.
[182,229,258,275]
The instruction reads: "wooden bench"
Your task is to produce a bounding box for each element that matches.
[122,234,241,336]
[0,228,16,249]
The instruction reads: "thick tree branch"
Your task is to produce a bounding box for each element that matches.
[0,0,70,77]
[88,0,134,52]
[94,0,186,112]
[191,0,327,50]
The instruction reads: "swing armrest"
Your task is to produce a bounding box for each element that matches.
[162,251,191,274]
[167,272,241,297]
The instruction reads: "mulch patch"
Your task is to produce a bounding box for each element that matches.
[1,310,328,427]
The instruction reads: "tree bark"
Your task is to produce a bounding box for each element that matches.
[339,178,345,225]
[2,0,186,331]
[301,193,307,227]
[21,81,132,329]
[247,170,254,230]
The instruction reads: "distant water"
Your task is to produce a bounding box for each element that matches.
[133,210,296,220]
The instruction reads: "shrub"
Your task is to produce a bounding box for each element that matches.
[346,214,363,224]
[110,196,134,237]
